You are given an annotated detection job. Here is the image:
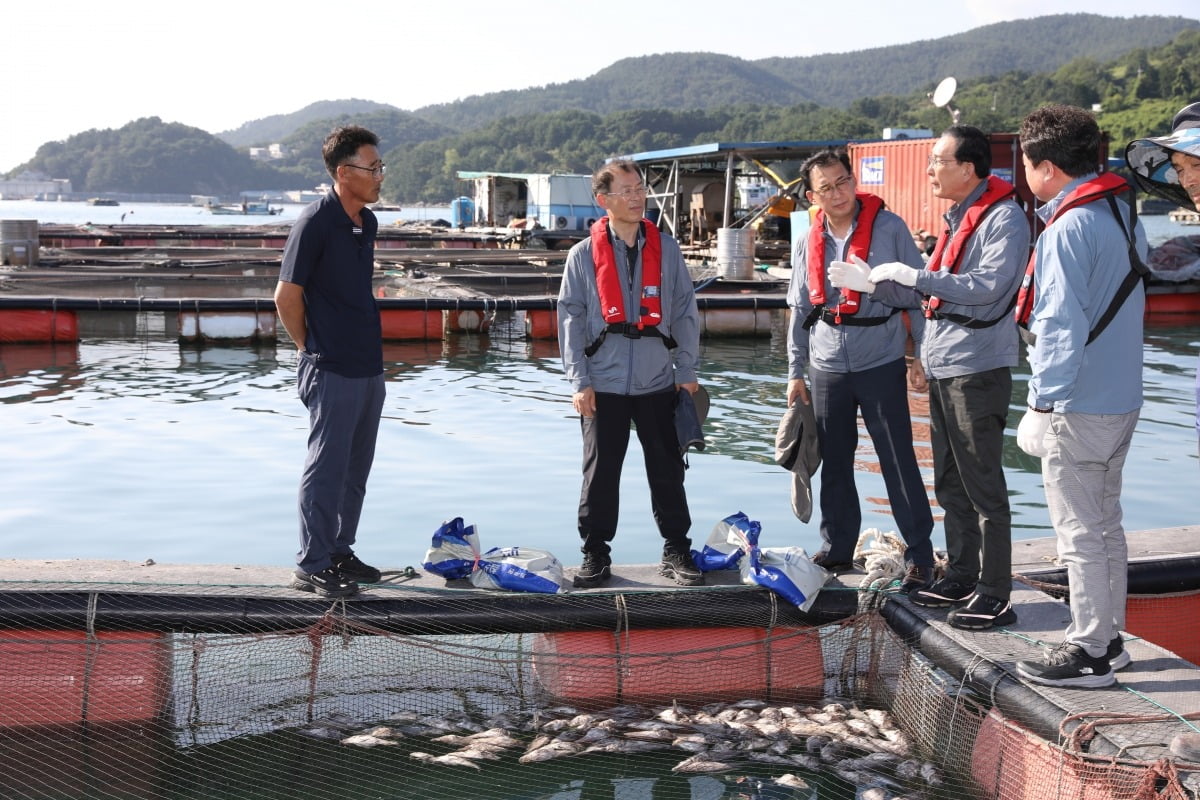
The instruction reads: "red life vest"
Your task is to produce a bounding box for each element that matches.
[591,216,662,328]
[924,175,1017,318]
[807,193,884,319]
[1014,172,1131,326]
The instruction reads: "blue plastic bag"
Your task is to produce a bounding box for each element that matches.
[692,511,761,572]
[471,547,566,594]
[741,545,825,611]
[421,517,481,580]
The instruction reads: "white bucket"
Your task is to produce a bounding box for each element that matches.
[716,228,755,280]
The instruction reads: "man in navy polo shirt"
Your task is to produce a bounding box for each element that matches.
[274,125,386,597]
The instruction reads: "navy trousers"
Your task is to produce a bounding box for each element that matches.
[577,389,692,558]
[810,357,934,567]
[295,354,386,574]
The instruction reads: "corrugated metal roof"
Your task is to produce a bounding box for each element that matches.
[456,171,591,180]
[616,140,854,164]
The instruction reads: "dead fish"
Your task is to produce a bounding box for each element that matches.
[524,732,554,752]
[861,789,888,800]
[467,728,522,749]
[310,712,358,730]
[625,719,678,732]
[920,761,944,786]
[731,699,769,709]
[340,734,397,747]
[449,746,502,761]
[672,733,717,753]
[583,739,669,755]
[774,773,811,790]
[576,726,615,744]
[657,704,691,725]
[624,728,676,742]
[671,753,735,773]
[297,726,344,741]
[805,734,832,754]
[429,753,482,769]
[518,740,582,764]
[789,753,822,770]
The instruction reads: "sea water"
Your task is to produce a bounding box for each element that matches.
[1,321,1196,572]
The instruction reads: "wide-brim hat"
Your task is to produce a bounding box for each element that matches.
[1124,102,1200,208]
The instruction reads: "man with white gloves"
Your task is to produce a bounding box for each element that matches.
[786,149,935,590]
[832,125,1029,631]
[1011,105,1146,690]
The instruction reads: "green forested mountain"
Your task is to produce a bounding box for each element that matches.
[7,14,1197,200]
[413,14,1196,130]
[218,99,398,148]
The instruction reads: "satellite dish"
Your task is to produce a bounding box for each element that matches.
[932,77,957,108]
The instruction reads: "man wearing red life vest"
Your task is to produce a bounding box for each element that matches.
[837,126,1030,630]
[1012,105,1147,690]
[557,159,702,589]
[785,150,935,581]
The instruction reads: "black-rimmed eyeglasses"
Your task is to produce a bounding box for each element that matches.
[344,163,386,178]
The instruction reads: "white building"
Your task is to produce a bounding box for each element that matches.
[0,171,72,200]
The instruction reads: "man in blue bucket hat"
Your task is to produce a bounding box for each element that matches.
[1125,101,1200,461]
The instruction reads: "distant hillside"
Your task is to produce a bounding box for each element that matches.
[414,13,1197,130]
[218,99,400,147]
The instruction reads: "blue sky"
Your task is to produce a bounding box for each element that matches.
[1,0,1196,171]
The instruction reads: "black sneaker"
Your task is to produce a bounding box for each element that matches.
[812,551,857,574]
[893,564,932,594]
[292,566,359,598]
[946,593,1017,630]
[332,551,381,584]
[910,577,975,607]
[572,553,612,588]
[660,550,704,586]
[1107,636,1132,671]
[1016,643,1115,689]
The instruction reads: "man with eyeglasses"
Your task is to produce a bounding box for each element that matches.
[785,149,935,588]
[274,125,388,598]
[834,125,1029,629]
[558,159,702,588]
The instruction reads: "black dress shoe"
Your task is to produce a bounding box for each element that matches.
[812,552,856,573]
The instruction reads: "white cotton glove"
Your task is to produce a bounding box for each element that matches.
[1017,409,1052,457]
[869,262,919,287]
[828,255,874,293]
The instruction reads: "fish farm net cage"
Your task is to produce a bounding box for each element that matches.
[0,580,1198,800]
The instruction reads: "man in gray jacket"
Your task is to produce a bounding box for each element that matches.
[787,149,935,589]
[838,126,1030,630]
[558,159,702,588]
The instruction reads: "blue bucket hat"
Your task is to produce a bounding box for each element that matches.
[1124,102,1200,208]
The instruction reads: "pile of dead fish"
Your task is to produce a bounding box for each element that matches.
[302,698,944,796]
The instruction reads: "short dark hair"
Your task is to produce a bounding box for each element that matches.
[943,125,991,178]
[1019,105,1101,178]
[322,125,380,179]
[593,159,640,195]
[799,150,852,193]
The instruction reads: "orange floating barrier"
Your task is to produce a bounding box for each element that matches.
[531,626,824,708]
[0,309,78,343]
[0,630,172,727]
[525,309,558,340]
[380,309,443,340]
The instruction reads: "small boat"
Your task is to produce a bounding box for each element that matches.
[205,201,279,216]
[1168,208,1200,225]
[87,198,119,207]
